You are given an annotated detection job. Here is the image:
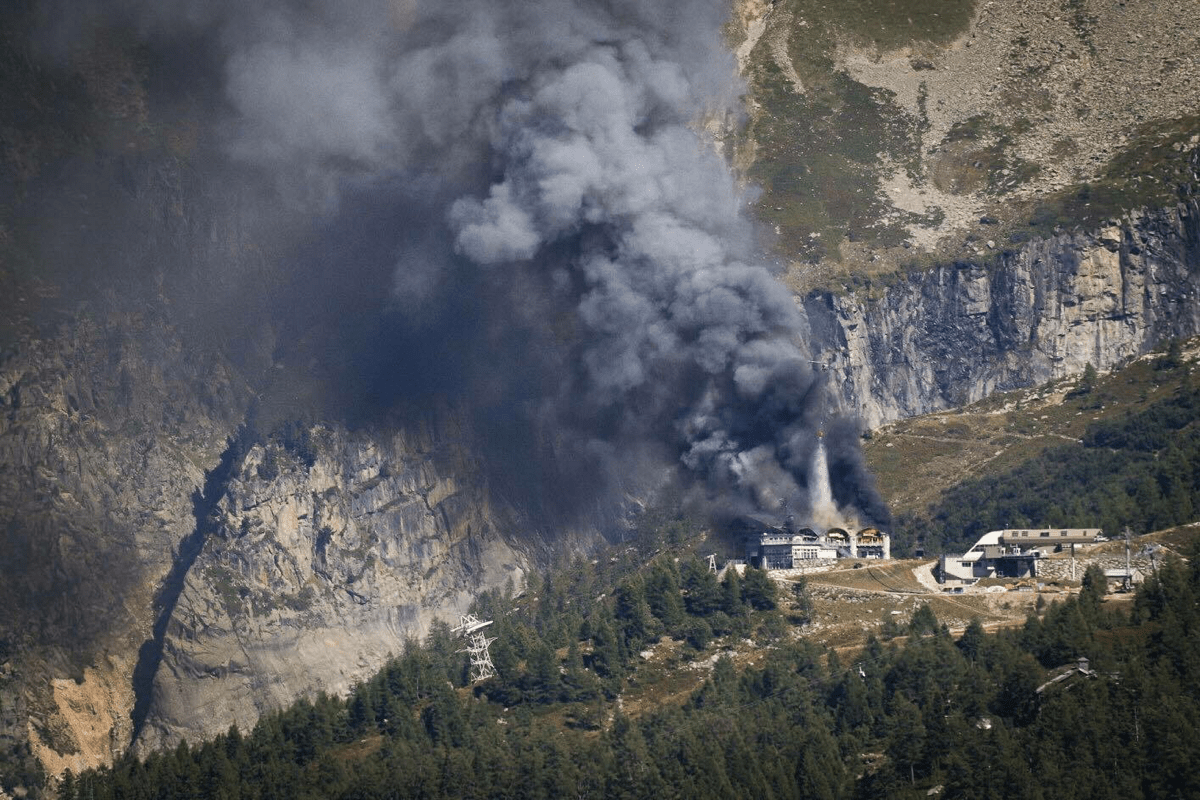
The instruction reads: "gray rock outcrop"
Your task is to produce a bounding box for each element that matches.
[0,310,251,776]
[135,417,531,753]
[0,304,548,771]
[809,196,1200,427]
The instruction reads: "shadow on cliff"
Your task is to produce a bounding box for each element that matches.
[129,437,241,745]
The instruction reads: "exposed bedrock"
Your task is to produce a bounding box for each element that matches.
[133,417,533,754]
[809,196,1200,428]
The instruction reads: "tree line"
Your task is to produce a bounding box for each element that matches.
[57,541,1200,800]
[900,363,1200,555]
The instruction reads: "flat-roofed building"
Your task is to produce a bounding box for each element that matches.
[939,528,1101,583]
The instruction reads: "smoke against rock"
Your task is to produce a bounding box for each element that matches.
[35,0,888,528]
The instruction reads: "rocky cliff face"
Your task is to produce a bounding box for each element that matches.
[0,305,542,776]
[808,195,1200,428]
[135,417,530,754]
[0,309,252,779]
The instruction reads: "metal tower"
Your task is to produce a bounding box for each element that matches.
[452,614,497,683]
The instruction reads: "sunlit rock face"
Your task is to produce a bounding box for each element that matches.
[810,196,1200,428]
[135,416,533,754]
[0,310,253,776]
[0,306,545,770]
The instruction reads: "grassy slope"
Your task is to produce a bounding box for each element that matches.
[866,337,1200,553]
[742,0,976,267]
[735,0,1200,290]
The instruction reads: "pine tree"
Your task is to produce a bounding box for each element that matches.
[589,612,624,683]
[614,577,654,651]
[958,618,986,662]
[524,639,561,704]
[741,565,777,611]
[720,567,743,615]
[645,562,685,630]
[682,557,723,616]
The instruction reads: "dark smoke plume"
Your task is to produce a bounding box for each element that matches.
[35,0,887,527]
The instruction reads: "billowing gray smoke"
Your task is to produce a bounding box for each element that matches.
[41,0,887,527]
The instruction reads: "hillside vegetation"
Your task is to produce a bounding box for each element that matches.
[731,0,1200,288]
[867,339,1200,555]
[60,537,1200,799]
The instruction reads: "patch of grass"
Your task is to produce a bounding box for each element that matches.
[745,62,914,262]
[791,0,977,54]
[329,734,384,764]
[930,114,1044,198]
[810,561,926,593]
[741,0,976,265]
[206,565,245,616]
[867,339,1200,527]
[1142,523,1200,553]
[1013,114,1200,240]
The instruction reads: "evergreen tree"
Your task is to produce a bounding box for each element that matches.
[741,565,777,611]
[681,557,723,617]
[614,577,655,652]
[908,603,938,636]
[957,618,986,662]
[645,561,685,630]
[589,611,624,685]
[790,576,814,624]
[523,639,561,703]
[720,567,743,615]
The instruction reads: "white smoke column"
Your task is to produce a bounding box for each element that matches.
[809,438,842,530]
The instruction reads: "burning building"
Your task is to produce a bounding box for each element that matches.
[739,435,890,570]
[740,516,891,569]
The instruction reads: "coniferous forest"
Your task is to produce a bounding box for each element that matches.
[899,353,1200,555]
[62,541,1200,800]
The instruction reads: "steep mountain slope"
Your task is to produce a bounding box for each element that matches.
[810,190,1200,426]
[2,0,1200,793]
[0,304,543,781]
[135,416,530,755]
[731,0,1200,283]
[721,0,1200,427]
[0,309,251,778]
[0,11,549,784]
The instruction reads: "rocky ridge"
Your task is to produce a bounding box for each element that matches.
[0,304,547,777]
[0,309,251,778]
[808,191,1200,427]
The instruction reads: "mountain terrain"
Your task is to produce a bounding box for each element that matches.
[1,0,1199,794]
[51,517,1200,799]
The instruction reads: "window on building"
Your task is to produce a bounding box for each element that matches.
[1040,531,1050,537]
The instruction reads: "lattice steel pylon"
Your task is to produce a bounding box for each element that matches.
[452,614,497,682]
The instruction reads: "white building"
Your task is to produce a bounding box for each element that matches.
[741,517,890,569]
[940,528,1102,583]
